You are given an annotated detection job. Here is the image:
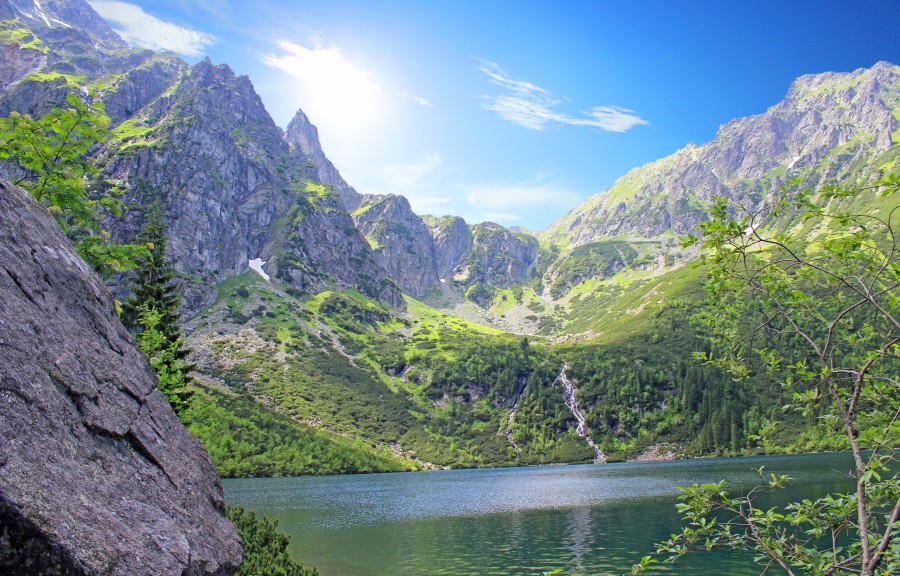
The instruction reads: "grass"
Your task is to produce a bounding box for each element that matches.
[22,72,85,86]
[0,19,48,53]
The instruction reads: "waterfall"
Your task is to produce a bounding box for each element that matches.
[502,384,528,451]
[554,363,606,462]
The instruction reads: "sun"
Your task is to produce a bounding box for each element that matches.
[264,39,383,138]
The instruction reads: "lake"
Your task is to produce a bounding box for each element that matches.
[223,452,856,575]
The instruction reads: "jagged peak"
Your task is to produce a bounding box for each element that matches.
[2,0,124,46]
[284,105,357,207]
[783,60,900,105]
[285,107,320,148]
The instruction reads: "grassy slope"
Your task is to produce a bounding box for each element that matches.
[183,142,898,475]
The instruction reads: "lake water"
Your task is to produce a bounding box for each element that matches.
[223,452,856,575]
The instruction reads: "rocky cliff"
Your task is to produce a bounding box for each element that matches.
[350,194,440,297]
[0,0,155,117]
[100,57,403,311]
[284,109,362,210]
[542,61,900,246]
[0,180,241,575]
[424,215,472,279]
[1,0,404,314]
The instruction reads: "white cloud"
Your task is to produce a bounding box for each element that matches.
[408,195,453,214]
[477,211,522,223]
[400,90,431,107]
[88,1,216,56]
[568,106,650,132]
[478,60,649,133]
[262,39,382,136]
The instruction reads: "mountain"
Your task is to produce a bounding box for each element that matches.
[0,0,404,315]
[100,56,403,312]
[2,0,898,476]
[285,108,362,209]
[542,61,900,246]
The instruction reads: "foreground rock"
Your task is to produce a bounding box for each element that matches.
[0,181,241,575]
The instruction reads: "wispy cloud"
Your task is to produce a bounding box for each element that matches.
[400,90,431,106]
[382,152,442,186]
[478,60,648,133]
[88,1,216,56]
[465,174,584,223]
[262,39,380,94]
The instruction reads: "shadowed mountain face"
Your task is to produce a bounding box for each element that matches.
[0,180,241,576]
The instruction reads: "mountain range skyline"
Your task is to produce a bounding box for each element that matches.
[82,0,900,229]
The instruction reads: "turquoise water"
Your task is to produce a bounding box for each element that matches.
[223,452,855,575]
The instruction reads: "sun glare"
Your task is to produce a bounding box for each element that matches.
[263,39,383,137]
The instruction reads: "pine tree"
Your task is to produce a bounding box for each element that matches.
[123,206,193,418]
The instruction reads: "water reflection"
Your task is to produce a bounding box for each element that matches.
[224,453,856,576]
[565,507,592,573]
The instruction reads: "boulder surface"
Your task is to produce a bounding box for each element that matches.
[0,180,241,575]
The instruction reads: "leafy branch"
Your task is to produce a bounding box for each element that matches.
[635,177,900,575]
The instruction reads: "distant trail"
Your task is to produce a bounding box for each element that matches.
[555,363,606,462]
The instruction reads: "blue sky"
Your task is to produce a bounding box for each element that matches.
[88,0,900,230]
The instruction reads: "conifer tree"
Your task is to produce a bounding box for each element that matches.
[123,205,193,418]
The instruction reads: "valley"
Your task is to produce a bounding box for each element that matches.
[1,1,898,574]
[3,0,898,475]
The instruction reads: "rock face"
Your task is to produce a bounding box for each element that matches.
[1,1,403,315]
[101,57,403,312]
[453,223,539,305]
[0,181,241,575]
[424,215,472,279]
[285,109,362,210]
[351,194,440,297]
[542,61,900,246]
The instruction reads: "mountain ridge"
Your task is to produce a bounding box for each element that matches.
[540,60,900,247]
[2,0,898,477]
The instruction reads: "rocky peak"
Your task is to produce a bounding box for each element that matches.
[285,108,362,210]
[1,0,123,46]
[0,180,241,575]
[101,56,402,312]
[424,215,472,279]
[350,194,439,297]
[0,0,157,117]
[445,222,538,306]
[542,61,900,246]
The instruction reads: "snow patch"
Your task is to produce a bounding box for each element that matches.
[32,0,53,27]
[787,155,802,170]
[248,258,270,282]
[439,278,446,284]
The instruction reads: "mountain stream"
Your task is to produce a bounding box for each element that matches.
[555,363,605,462]
[502,384,528,451]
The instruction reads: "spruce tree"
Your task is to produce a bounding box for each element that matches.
[123,206,193,418]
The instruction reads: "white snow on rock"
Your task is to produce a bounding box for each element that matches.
[248,258,270,282]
